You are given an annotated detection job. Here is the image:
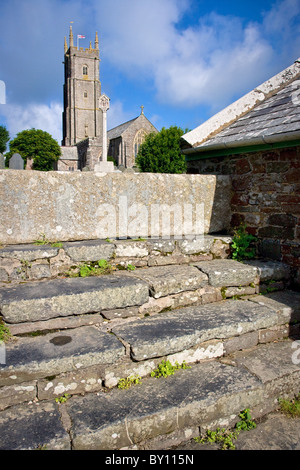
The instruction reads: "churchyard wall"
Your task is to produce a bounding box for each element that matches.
[0,170,231,245]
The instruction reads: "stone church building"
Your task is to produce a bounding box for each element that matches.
[57,27,157,171]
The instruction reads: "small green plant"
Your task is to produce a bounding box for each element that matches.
[79,259,114,277]
[34,234,50,245]
[279,394,300,418]
[51,242,63,248]
[118,375,142,390]
[151,360,190,378]
[33,233,62,248]
[195,427,239,450]
[231,224,257,261]
[0,320,11,343]
[235,408,256,431]
[127,264,136,271]
[55,393,70,403]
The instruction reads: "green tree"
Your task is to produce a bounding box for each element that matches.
[5,128,61,171]
[136,126,188,174]
[0,125,9,154]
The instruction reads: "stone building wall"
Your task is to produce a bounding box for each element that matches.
[108,114,157,168]
[187,145,300,286]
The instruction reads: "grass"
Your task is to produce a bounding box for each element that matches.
[279,394,300,418]
[0,319,11,343]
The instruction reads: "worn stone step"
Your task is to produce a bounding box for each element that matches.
[0,256,292,326]
[0,235,233,282]
[110,297,286,363]
[0,326,124,388]
[0,274,149,324]
[1,290,299,411]
[0,340,299,450]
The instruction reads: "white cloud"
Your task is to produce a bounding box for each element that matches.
[1,102,63,143]
[94,0,299,110]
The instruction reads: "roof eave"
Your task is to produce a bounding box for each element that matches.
[183,131,300,160]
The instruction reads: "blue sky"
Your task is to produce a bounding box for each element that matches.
[0,0,300,146]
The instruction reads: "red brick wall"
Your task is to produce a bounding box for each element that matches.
[187,145,300,286]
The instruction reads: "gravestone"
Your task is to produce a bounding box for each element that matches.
[0,153,4,169]
[9,153,24,170]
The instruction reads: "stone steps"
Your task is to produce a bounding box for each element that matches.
[0,235,232,282]
[0,258,292,328]
[0,243,299,449]
[1,289,299,411]
[0,340,299,450]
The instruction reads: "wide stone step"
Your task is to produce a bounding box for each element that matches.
[0,235,233,282]
[0,254,292,326]
[0,340,299,450]
[1,290,299,410]
[0,274,149,324]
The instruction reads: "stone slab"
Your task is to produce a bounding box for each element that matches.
[63,239,115,262]
[112,299,278,361]
[129,264,208,299]
[195,259,258,287]
[0,401,70,450]
[245,260,291,282]
[0,244,59,262]
[246,290,300,324]
[67,361,263,450]
[0,381,36,411]
[232,340,300,385]
[0,274,149,323]
[0,326,124,386]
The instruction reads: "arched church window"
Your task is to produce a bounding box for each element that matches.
[133,129,148,158]
[83,65,88,76]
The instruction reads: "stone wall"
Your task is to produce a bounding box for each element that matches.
[0,170,231,245]
[187,145,300,286]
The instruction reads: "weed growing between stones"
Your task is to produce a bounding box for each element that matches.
[0,319,11,343]
[151,360,191,378]
[279,393,300,418]
[33,233,62,248]
[65,259,136,278]
[194,408,256,450]
[117,375,142,390]
[231,224,257,261]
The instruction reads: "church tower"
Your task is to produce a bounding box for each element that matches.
[62,27,102,146]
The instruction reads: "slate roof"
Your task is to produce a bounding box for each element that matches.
[107,117,139,140]
[182,58,300,153]
[198,78,300,150]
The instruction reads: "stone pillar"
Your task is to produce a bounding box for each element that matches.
[94,94,114,172]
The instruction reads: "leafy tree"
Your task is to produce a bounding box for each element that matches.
[0,125,9,154]
[5,128,61,171]
[136,126,188,174]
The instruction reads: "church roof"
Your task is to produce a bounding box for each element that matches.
[182,58,300,154]
[107,117,139,140]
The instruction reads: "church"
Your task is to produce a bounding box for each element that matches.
[57,27,157,171]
